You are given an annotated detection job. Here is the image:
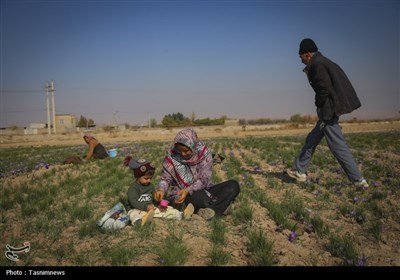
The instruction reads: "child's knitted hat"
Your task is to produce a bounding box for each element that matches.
[128,158,155,178]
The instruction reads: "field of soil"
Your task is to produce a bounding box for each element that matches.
[1,121,399,148]
[1,120,399,268]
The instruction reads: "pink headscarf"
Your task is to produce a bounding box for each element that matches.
[83,133,96,141]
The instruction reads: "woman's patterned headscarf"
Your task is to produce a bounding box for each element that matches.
[163,128,211,187]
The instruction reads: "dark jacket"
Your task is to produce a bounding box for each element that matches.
[92,143,109,159]
[303,52,361,120]
[127,181,155,211]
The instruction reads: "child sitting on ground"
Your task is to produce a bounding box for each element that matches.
[127,158,194,225]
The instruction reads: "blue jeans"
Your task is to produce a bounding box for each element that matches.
[294,117,363,182]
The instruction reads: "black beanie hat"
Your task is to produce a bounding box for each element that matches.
[299,38,318,54]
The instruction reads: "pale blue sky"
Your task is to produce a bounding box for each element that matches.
[1,0,399,127]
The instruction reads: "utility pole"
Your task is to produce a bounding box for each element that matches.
[50,81,56,134]
[146,111,150,128]
[113,111,119,128]
[45,82,51,135]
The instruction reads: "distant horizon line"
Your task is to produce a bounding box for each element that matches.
[2,115,400,129]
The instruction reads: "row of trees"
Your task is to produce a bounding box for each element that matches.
[77,115,95,127]
[161,113,226,128]
[77,113,319,128]
[76,113,227,128]
[239,114,318,125]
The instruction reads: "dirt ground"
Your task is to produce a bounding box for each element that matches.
[1,121,399,148]
[1,121,399,267]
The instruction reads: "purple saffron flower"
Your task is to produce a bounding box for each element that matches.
[305,222,314,233]
[332,184,343,195]
[356,255,368,266]
[287,231,297,242]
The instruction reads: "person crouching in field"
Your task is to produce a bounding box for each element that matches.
[83,133,109,160]
[126,158,194,226]
[154,127,241,220]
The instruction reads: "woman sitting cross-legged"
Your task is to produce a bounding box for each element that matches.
[154,128,240,220]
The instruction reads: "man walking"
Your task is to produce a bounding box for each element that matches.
[287,38,369,189]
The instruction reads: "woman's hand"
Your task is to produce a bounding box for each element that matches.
[154,191,164,202]
[174,189,189,204]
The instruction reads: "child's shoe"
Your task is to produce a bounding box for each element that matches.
[183,203,195,220]
[141,209,155,226]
